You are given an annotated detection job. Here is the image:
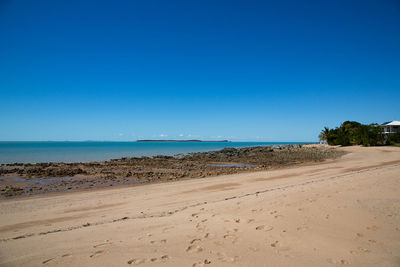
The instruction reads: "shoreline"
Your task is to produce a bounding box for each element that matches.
[0,141,314,164]
[0,144,342,199]
[0,156,344,203]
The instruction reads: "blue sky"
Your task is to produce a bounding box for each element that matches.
[0,0,399,141]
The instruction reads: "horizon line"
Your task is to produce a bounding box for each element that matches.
[0,140,316,143]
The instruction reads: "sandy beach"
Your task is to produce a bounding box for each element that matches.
[1,145,399,266]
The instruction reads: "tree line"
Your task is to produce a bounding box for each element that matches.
[319,121,400,146]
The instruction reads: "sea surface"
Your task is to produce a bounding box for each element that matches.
[0,141,310,164]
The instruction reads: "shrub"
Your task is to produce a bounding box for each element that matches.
[319,121,384,146]
[388,132,400,145]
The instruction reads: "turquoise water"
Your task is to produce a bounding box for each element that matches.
[0,141,310,164]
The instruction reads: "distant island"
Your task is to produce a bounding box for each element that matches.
[136,140,229,142]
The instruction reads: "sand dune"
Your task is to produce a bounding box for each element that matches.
[1,146,399,266]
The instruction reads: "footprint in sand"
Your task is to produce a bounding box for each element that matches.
[247,219,255,223]
[270,241,279,248]
[127,258,146,265]
[196,222,206,231]
[256,225,273,231]
[223,232,235,239]
[161,255,171,260]
[190,238,201,244]
[90,250,104,258]
[93,241,112,248]
[186,245,203,253]
[93,239,112,248]
[192,259,211,266]
[223,233,237,242]
[42,258,54,264]
[350,247,371,254]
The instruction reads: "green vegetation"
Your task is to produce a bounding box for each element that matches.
[319,121,384,146]
[387,132,400,146]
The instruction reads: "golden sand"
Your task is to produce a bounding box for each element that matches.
[1,146,399,266]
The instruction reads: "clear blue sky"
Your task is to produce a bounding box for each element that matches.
[0,0,399,142]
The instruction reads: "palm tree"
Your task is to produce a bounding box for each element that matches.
[319,127,330,143]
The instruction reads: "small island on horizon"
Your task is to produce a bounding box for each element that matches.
[136,139,230,142]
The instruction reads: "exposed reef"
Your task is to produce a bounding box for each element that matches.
[0,144,344,198]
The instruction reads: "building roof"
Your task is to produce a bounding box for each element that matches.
[381,121,400,126]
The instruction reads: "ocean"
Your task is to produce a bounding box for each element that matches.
[0,141,310,164]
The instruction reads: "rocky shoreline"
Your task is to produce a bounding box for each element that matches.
[0,144,344,198]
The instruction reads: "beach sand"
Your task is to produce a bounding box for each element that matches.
[0,146,399,266]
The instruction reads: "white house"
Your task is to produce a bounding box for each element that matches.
[380,121,400,134]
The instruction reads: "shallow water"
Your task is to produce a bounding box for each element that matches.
[0,177,27,183]
[0,176,76,185]
[0,141,310,164]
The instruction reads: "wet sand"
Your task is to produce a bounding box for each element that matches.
[0,146,399,266]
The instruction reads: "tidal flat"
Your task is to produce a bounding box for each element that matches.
[0,145,344,198]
